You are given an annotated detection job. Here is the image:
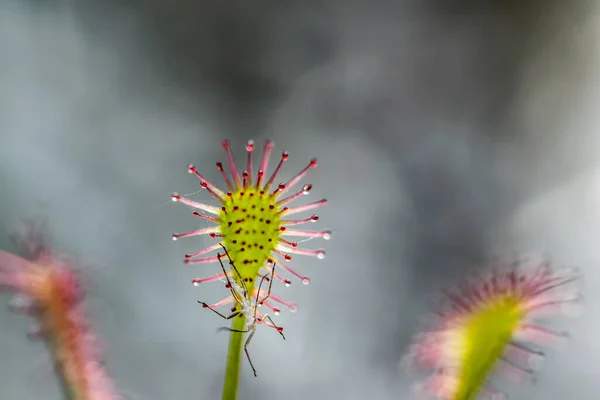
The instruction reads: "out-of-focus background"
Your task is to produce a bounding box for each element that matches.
[0,0,599,399]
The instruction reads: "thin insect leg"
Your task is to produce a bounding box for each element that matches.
[253,271,271,318]
[198,301,241,320]
[261,263,276,303]
[244,330,258,377]
[263,314,286,340]
[254,263,276,320]
[219,243,249,296]
[217,251,244,305]
[217,327,249,334]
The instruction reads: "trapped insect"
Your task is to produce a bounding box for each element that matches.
[198,244,286,377]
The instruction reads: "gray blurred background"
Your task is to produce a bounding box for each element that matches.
[0,0,599,399]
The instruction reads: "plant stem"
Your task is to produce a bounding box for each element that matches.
[221,313,246,400]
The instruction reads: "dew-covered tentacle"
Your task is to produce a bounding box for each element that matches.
[442,289,473,313]
[254,289,297,313]
[278,159,318,197]
[185,243,224,260]
[282,199,328,216]
[277,184,312,206]
[183,255,221,265]
[514,323,569,345]
[187,164,226,201]
[269,183,285,197]
[172,226,220,241]
[192,272,231,286]
[522,294,582,317]
[504,341,545,371]
[260,314,284,332]
[261,300,281,315]
[530,273,580,298]
[216,162,235,192]
[280,228,332,240]
[200,181,226,204]
[192,211,219,223]
[276,244,326,259]
[270,256,310,285]
[245,140,254,188]
[264,151,288,191]
[202,295,235,309]
[259,268,291,287]
[256,141,274,189]
[280,215,320,226]
[277,236,297,248]
[496,357,536,384]
[222,140,242,189]
[171,193,221,215]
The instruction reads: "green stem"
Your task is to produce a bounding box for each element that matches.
[221,313,246,400]
[45,335,81,400]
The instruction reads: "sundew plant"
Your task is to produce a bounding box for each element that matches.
[404,256,581,400]
[0,140,585,400]
[0,221,122,400]
[172,139,330,399]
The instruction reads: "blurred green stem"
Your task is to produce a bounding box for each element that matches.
[221,314,246,400]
